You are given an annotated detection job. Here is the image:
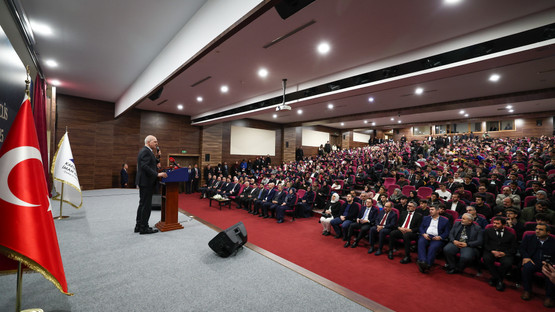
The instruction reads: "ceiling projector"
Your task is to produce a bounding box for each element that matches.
[276,105,291,111]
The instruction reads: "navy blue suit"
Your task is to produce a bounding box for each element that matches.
[520,233,555,297]
[368,210,398,251]
[417,216,451,266]
[252,188,269,215]
[276,192,297,221]
[331,202,360,238]
[346,206,379,243]
[265,190,286,217]
[135,146,158,230]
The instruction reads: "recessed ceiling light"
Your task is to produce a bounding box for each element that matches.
[464,113,469,117]
[489,74,500,82]
[364,120,368,124]
[177,104,183,110]
[372,122,376,126]
[196,96,203,102]
[317,42,330,55]
[50,79,61,86]
[415,87,424,95]
[390,117,395,121]
[368,97,374,103]
[459,110,465,114]
[398,120,401,123]
[297,109,303,115]
[509,109,514,113]
[30,21,53,36]
[327,103,334,109]
[340,122,344,126]
[220,85,229,93]
[444,0,462,5]
[506,105,512,109]
[45,59,58,67]
[272,114,277,119]
[258,68,268,78]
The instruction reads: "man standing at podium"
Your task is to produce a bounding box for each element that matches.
[135,135,167,235]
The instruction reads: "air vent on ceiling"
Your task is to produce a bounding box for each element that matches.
[191,76,212,87]
[263,20,315,49]
[156,99,168,106]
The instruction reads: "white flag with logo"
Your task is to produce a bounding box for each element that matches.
[51,131,82,208]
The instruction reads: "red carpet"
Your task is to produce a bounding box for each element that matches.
[179,193,548,311]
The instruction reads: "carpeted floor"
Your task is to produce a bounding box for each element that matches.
[0,189,372,312]
[180,193,550,312]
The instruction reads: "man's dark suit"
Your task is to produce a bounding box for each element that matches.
[482,227,517,284]
[346,205,378,245]
[417,216,450,266]
[256,188,276,216]
[443,221,483,272]
[136,146,159,232]
[388,211,423,260]
[120,168,128,188]
[447,200,466,217]
[331,202,360,239]
[252,188,269,215]
[368,209,398,253]
[265,189,287,217]
[520,233,555,298]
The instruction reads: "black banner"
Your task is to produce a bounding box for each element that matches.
[0,25,27,149]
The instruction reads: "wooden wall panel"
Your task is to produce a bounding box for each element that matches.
[55,94,201,190]
[283,127,296,163]
[342,131,351,149]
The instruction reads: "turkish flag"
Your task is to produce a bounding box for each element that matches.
[0,96,70,295]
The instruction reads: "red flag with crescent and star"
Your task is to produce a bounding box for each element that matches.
[0,96,71,295]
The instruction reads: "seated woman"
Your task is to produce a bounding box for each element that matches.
[315,181,330,208]
[320,193,342,236]
[389,188,403,204]
[331,181,342,192]
[298,186,315,218]
[408,190,419,203]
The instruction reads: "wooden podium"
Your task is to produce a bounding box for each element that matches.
[155,168,189,232]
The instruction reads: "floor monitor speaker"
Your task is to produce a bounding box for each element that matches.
[208,221,248,257]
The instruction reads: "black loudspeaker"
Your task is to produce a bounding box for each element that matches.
[208,221,248,258]
[275,0,316,20]
[205,153,210,162]
[148,87,164,101]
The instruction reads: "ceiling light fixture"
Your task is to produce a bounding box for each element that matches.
[390,117,395,121]
[317,42,330,55]
[50,79,61,86]
[364,120,368,124]
[415,87,424,95]
[327,103,334,109]
[372,122,376,126]
[368,97,374,103]
[30,21,53,36]
[459,110,465,114]
[258,68,268,78]
[398,120,401,123]
[220,85,229,93]
[45,59,58,67]
[509,109,514,113]
[272,114,277,118]
[340,122,344,126]
[506,105,512,109]
[196,96,203,102]
[444,0,462,5]
[177,104,183,110]
[297,109,303,115]
[489,74,500,82]
[464,113,469,117]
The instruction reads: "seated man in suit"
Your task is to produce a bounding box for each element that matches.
[238,181,256,210]
[207,176,223,198]
[465,205,488,229]
[344,198,378,248]
[443,213,484,274]
[222,177,240,198]
[520,223,555,308]
[367,201,398,255]
[483,216,518,292]
[388,200,423,263]
[254,183,275,216]
[275,188,297,223]
[447,193,466,217]
[330,194,359,239]
[522,200,555,225]
[263,184,286,218]
[199,173,215,199]
[417,206,451,273]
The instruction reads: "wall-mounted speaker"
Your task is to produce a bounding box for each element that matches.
[148,87,164,101]
[275,0,316,20]
[208,221,248,258]
[205,154,211,162]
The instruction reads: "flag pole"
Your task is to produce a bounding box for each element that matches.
[54,126,70,219]
[16,261,22,312]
